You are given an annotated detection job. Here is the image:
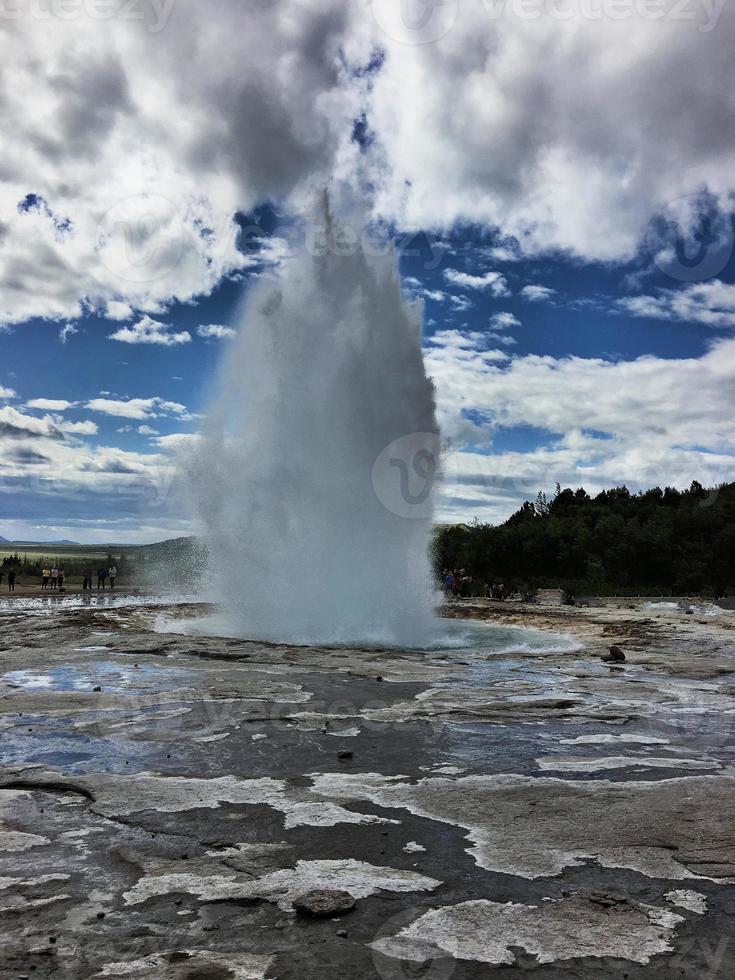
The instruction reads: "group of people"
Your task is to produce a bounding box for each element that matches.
[39,565,118,591]
[443,568,473,599]
[41,567,66,590]
[83,566,118,591]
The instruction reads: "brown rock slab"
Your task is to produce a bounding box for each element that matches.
[292,889,357,918]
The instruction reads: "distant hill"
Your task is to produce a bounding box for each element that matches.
[434,481,735,597]
[2,539,80,546]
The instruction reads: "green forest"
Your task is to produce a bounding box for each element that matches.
[434,481,735,598]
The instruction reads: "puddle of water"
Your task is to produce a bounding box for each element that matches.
[0,593,197,615]
[155,611,582,659]
[2,661,196,694]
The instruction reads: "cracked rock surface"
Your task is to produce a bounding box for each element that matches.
[0,594,734,978]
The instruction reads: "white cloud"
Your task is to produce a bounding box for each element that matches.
[3,2,735,330]
[26,399,76,411]
[109,315,191,346]
[137,424,159,435]
[369,5,735,261]
[154,433,202,452]
[105,301,134,321]
[0,0,365,328]
[59,419,98,436]
[444,269,510,296]
[0,385,16,399]
[0,405,97,439]
[522,285,556,303]
[86,396,192,421]
[449,294,475,313]
[489,312,522,330]
[59,323,78,343]
[425,332,735,522]
[197,323,236,340]
[619,280,735,327]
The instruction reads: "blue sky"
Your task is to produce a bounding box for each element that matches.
[2,0,735,542]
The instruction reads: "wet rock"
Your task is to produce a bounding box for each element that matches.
[292,889,356,918]
[338,751,354,761]
[602,645,626,663]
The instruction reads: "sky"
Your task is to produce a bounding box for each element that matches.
[2,0,735,542]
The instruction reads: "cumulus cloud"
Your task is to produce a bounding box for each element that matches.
[444,269,510,296]
[0,385,17,399]
[0,0,365,327]
[26,399,76,411]
[109,315,191,346]
[486,312,522,346]
[86,396,192,421]
[197,324,236,340]
[3,1,735,330]
[0,405,97,440]
[425,332,735,521]
[369,3,735,261]
[522,285,556,303]
[490,312,522,330]
[59,324,78,343]
[619,280,735,327]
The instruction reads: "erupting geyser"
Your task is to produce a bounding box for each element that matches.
[192,198,441,647]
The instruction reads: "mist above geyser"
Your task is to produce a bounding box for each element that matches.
[192,200,441,647]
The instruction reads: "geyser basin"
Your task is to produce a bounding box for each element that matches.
[155,606,581,657]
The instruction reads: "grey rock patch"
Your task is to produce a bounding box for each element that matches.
[371,895,684,966]
[123,858,440,911]
[559,734,670,745]
[665,889,708,914]
[310,772,735,880]
[93,950,272,979]
[0,767,395,829]
[0,829,50,851]
[535,755,720,772]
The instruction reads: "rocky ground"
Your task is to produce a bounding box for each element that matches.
[0,592,733,978]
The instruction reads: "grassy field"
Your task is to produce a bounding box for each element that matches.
[0,544,125,564]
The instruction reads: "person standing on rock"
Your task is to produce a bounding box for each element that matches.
[42,567,50,590]
[108,565,117,589]
[7,568,15,592]
[50,566,59,591]
[97,567,107,590]
[82,569,93,591]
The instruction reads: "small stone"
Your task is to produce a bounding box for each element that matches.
[292,889,356,918]
[93,686,102,692]
[336,928,348,938]
[376,675,384,682]
[338,751,353,761]
[96,912,105,920]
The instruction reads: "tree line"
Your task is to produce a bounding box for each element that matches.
[433,481,735,597]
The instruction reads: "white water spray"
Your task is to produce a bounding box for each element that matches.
[192,198,441,647]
